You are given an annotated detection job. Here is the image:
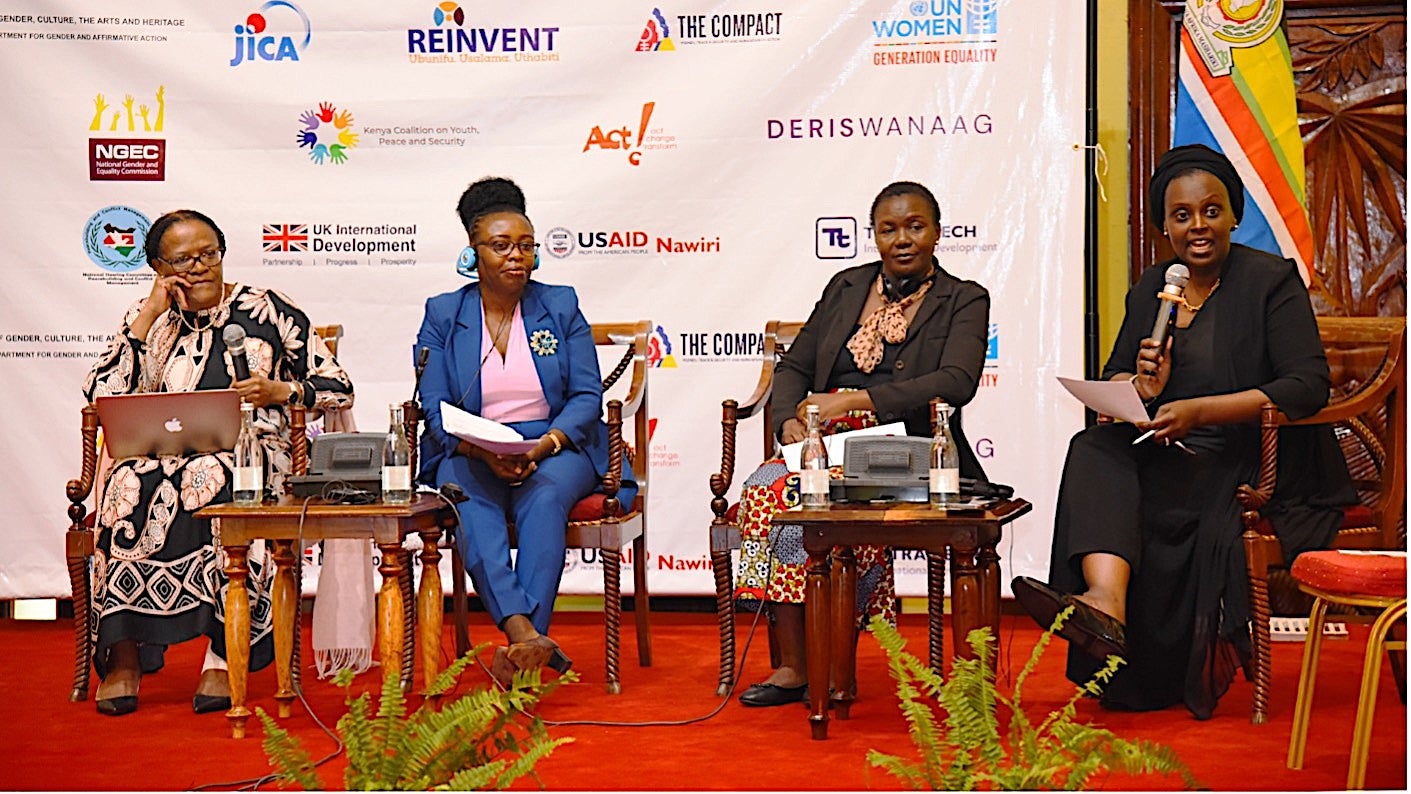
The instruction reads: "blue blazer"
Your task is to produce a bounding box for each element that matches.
[415,280,637,507]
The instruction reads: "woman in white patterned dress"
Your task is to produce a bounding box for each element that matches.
[83,209,353,716]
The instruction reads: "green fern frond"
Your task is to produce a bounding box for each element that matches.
[865,614,1202,791]
[256,707,323,790]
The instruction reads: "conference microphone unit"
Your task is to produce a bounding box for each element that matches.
[222,324,252,381]
[1149,263,1190,348]
[411,346,430,404]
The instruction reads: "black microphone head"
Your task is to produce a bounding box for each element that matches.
[222,323,247,350]
[417,347,430,367]
[1164,263,1190,289]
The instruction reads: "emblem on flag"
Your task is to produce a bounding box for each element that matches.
[263,224,309,252]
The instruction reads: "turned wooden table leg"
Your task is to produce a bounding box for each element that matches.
[950,543,981,661]
[977,541,1001,661]
[805,546,831,740]
[271,540,298,718]
[377,542,406,694]
[417,528,444,698]
[928,549,947,678]
[223,542,252,739]
[831,546,857,720]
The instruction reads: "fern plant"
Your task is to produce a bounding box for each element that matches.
[258,644,574,790]
[867,608,1202,790]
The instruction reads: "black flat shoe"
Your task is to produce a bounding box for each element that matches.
[192,694,232,714]
[1012,576,1127,660]
[738,682,807,707]
[96,696,138,716]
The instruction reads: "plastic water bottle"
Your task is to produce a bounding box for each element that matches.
[929,399,960,508]
[382,402,413,505]
[232,401,263,507]
[799,404,830,508]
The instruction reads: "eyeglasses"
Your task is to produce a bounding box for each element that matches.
[157,249,223,273]
[474,240,540,257]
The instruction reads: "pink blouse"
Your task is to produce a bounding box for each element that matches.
[479,303,551,423]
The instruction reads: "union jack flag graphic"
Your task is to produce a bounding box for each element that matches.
[263,224,309,252]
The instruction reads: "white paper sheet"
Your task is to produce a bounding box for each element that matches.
[439,401,540,455]
[780,422,908,471]
[1055,377,1149,425]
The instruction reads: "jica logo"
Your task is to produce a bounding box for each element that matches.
[231,1,312,67]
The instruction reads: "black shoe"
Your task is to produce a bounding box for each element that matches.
[96,696,138,716]
[192,694,232,714]
[738,682,807,707]
[1011,576,1127,660]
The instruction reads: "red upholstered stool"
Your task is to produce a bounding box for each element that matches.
[1286,550,1407,789]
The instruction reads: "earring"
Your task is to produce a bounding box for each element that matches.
[1232,223,1239,230]
[455,246,478,280]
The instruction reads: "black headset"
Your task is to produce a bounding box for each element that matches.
[881,267,937,303]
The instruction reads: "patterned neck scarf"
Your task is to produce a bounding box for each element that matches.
[845,273,933,373]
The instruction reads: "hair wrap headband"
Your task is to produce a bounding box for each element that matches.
[1147,143,1245,228]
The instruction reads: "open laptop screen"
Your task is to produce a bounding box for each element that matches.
[95,389,242,459]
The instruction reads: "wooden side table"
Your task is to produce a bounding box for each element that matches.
[198,493,454,739]
[772,498,1031,740]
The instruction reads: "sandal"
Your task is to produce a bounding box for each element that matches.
[1012,576,1127,660]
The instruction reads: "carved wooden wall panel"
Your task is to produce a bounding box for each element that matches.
[1127,1,1406,320]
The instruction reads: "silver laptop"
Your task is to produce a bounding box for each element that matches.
[95,390,243,459]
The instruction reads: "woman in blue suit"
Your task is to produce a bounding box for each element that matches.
[415,177,636,682]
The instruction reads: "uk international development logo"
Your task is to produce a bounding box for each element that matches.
[230,1,311,67]
[263,224,309,252]
[83,206,151,272]
[87,85,167,182]
[870,0,999,67]
[296,103,359,165]
[635,8,675,51]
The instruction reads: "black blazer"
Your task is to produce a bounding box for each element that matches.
[772,259,991,480]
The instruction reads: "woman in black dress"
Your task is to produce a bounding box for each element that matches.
[1014,145,1354,719]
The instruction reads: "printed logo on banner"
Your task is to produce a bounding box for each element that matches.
[814,216,992,259]
[634,8,675,51]
[263,224,309,252]
[87,86,167,182]
[407,2,561,63]
[230,1,311,67]
[647,325,677,368]
[295,103,359,165]
[540,227,719,258]
[869,0,999,67]
[635,7,782,48]
[656,326,761,364]
[647,416,680,469]
[767,112,992,140]
[979,322,999,388]
[816,217,857,259]
[257,221,419,267]
[83,206,151,272]
[583,102,677,166]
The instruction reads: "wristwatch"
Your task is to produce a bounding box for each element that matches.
[285,381,303,406]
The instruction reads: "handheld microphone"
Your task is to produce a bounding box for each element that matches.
[411,346,430,404]
[222,324,251,381]
[1149,263,1190,347]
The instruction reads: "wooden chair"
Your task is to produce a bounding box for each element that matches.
[410,320,653,694]
[707,320,802,696]
[63,324,342,702]
[1238,316,1407,724]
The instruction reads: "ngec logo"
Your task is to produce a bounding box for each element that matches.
[230,1,311,67]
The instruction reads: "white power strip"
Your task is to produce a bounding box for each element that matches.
[1270,616,1349,641]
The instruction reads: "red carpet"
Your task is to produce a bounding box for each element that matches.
[0,609,1404,791]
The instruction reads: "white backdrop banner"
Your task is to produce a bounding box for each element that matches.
[0,0,1088,600]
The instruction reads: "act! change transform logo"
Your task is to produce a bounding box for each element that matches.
[87,85,166,181]
[870,0,1000,67]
